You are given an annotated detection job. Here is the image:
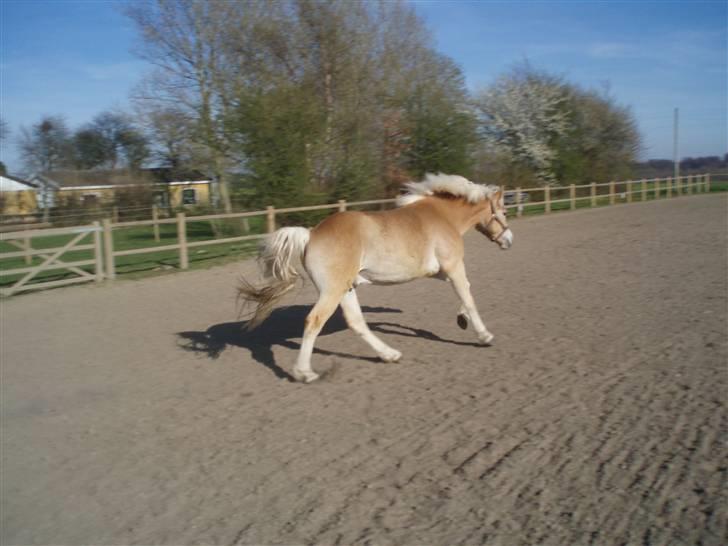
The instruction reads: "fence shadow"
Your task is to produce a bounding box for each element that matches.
[176,304,484,381]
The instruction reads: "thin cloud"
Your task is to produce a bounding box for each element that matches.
[79,61,148,82]
[588,42,634,59]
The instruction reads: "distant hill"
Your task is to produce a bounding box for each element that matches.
[633,154,728,178]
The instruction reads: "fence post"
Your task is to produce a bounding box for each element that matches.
[23,235,32,265]
[655,178,661,199]
[92,221,104,282]
[570,184,576,210]
[640,179,646,202]
[687,174,693,195]
[102,218,115,280]
[516,187,523,217]
[591,183,596,207]
[112,206,119,223]
[676,175,682,196]
[177,212,188,270]
[608,181,615,205]
[544,185,551,214]
[152,205,160,242]
[338,199,347,212]
[706,173,711,192]
[626,180,632,203]
[266,206,276,233]
[666,177,672,198]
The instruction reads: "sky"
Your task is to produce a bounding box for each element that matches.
[1,0,726,175]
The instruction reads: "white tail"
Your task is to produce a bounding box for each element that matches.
[238,227,311,330]
[260,227,311,282]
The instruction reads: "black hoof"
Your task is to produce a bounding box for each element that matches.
[457,314,468,330]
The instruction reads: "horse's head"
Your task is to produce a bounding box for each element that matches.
[475,189,513,250]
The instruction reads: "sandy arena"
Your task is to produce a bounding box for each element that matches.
[1,194,726,545]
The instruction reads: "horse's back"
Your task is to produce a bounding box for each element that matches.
[310,210,372,245]
[312,207,430,247]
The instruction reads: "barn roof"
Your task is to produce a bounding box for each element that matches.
[0,174,38,192]
[32,169,211,190]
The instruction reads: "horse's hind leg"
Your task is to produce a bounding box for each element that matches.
[293,288,345,383]
[340,289,402,362]
[446,261,494,345]
[457,305,469,329]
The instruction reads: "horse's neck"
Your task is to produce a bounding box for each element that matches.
[430,198,488,235]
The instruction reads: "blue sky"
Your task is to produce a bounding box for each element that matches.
[1,0,726,174]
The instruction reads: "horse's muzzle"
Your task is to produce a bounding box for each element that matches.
[498,229,513,250]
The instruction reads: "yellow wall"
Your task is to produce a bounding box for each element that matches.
[169,183,211,208]
[0,190,38,215]
[36,183,212,211]
[57,188,117,206]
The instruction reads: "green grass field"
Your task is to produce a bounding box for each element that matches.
[0,216,266,289]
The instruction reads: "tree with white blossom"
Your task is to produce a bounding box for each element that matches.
[475,65,570,185]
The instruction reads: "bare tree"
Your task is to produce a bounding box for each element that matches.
[136,104,195,172]
[19,115,73,173]
[124,0,245,212]
[0,117,8,143]
[0,117,8,175]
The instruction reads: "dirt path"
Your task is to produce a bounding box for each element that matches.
[2,194,726,546]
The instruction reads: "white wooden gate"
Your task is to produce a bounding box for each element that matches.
[0,223,104,296]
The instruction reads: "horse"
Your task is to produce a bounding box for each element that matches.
[238,173,513,383]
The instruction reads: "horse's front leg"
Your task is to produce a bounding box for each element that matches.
[446,261,494,345]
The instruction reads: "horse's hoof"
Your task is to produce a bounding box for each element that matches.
[478,332,494,346]
[380,348,402,363]
[293,369,320,383]
[457,313,469,330]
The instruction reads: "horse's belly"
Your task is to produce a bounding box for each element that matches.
[358,242,439,285]
[357,269,418,285]
[357,260,439,285]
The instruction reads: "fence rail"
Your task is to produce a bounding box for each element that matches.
[0,223,104,296]
[0,173,714,296]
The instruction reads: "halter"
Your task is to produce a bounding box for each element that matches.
[475,197,510,243]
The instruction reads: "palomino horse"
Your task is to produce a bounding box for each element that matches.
[239,174,513,383]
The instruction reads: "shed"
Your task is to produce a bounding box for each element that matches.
[0,174,39,215]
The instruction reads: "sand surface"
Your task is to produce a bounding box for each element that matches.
[2,194,726,545]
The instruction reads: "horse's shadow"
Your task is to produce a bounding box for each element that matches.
[176,305,483,381]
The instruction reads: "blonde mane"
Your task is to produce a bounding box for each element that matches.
[396,173,498,207]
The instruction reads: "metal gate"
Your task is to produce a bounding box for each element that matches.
[0,223,104,296]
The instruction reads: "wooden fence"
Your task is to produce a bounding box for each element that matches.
[0,223,104,296]
[0,173,712,296]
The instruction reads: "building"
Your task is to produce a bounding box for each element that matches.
[28,169,215,211]
[0,174,39,216]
